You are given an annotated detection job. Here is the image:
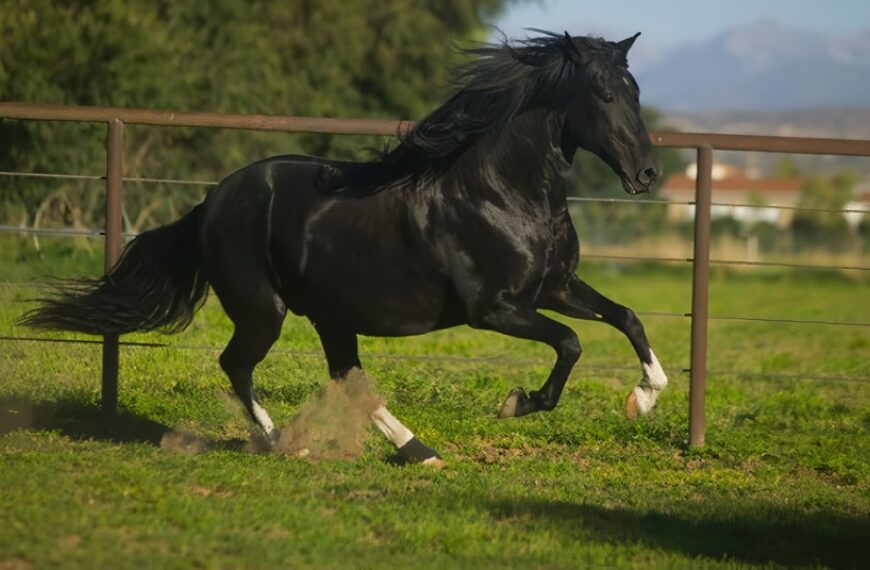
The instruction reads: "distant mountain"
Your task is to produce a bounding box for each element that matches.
[659,108,870,177]
[662,108,870,139]
[634,21,870,112]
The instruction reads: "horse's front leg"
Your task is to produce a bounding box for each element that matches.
[469,301,581,418]
[540,275,668,418]
[317,326,443,466]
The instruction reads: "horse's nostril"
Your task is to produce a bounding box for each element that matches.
[637,167,658,184]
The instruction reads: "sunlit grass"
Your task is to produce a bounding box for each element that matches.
[0,235,867,568]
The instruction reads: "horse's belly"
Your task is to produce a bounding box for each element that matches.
[304,267,455,336]
[277,215,457,335]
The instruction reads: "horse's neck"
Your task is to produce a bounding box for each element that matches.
[470,108,569,205]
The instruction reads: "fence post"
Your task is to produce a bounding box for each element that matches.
[102,118,124,419]
[689,145,713,447]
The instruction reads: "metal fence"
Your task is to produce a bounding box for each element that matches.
[2,102,869,447]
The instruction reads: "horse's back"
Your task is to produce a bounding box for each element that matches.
[267,161,456,335]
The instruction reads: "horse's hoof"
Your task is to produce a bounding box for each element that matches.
[261,428,281,451]
[498,389,525,418]
[625,390,639,420]
[398,437,442,465]
[422,456,445,469]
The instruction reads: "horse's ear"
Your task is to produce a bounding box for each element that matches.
[562,31,590,65]
[616,32,641,57]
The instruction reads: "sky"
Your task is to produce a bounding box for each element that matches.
[494,0,870,51]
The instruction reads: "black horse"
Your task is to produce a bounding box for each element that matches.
[22,31,668,464]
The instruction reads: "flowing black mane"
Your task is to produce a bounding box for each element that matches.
[327,31,630,196]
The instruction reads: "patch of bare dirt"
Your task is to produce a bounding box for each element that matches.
[189,485,233,498]
[159,424,209,455]
[159,368,384,460]
[274,368,383,460]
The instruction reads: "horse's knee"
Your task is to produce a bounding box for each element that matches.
[558,335,582,365]
[624,308,647,341]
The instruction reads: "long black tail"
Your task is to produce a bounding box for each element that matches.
[19,205,209,336]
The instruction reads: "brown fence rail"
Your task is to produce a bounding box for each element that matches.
[2,101,870,445]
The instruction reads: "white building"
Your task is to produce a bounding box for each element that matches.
[659,163,805,227]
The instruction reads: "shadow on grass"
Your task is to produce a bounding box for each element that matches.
[0,394,169,445]
[486,497,868,569]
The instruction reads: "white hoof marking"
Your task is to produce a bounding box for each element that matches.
[629,349,668,417]
[642,349,668,391]
[370,405,414,448]
[252,401,277,442]
[631,385,659,416]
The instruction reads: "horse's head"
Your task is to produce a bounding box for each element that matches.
[561,33,660,194]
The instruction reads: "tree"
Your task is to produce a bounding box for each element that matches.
[0,0,508,229]
[775,155,799,178]
[790,172,856,251]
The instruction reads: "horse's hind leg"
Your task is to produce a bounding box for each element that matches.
[200,176,288,443]
[213,280,286,445]
[219,318,284,444]
[541,275,668,418]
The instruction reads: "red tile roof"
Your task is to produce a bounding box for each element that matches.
[662,174,805,193]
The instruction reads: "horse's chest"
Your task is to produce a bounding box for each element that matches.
[542,208,579,283]
[430,199,575,303]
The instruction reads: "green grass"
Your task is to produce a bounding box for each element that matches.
[1,235,868,569]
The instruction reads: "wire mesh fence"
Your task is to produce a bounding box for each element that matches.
[0,333,866,384]
[2,104,869,445]
[2,171,868,359]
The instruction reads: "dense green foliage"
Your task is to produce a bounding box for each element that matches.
[0,0,687,237]
[1,236,867,568]
[791,172,858,250]
[0,0,508,229]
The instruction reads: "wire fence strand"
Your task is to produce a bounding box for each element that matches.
[0,225,137,239]
[2,282,867,327]
[708,315,870,327]
[4,226,865,271]
[567,196,870,215]
[703,369,870,384]
[2,170,868,214]
[583,252,869,272]
[0,225,105,238]
[567,196,681,206]
[1,334,866,383]
[0,170,103,181]
[0,170,217,186]
[709,258,869,272]
[124,176,217,186]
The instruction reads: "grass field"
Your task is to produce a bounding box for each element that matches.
[1,235,868,568]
